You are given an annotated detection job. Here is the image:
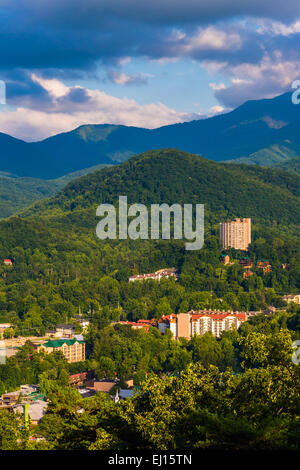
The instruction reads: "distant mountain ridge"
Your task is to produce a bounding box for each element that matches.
[1,91,300,179]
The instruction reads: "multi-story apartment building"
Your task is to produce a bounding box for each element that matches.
[38,338,85,363]
[220,218,251,251]
[159,310,247,339]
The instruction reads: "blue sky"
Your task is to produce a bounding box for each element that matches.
[0,0,300,141]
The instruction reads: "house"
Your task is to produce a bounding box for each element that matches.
[129,268,178,282]
[37,338,85,363]
[257,260,272,273]
[69,371,94,387]
[77,319,90,331]
[77,388,96,399]
[1,391,20,405]
[158,314,178,337]
[13,400,48,425]
[112,320,155,332]
[282,294,300,305]
[239,257,252,268]
[243,270,253,279]
[45,330,58,338]
[124,379,134,388]
[264,306,277,315]
[56,324,75,338]
[219,254,230,265]
[281,263,290,270]
[119,389,134,400]
[3,259,13,266]
[0,323,11,339]
[86,380,116,394]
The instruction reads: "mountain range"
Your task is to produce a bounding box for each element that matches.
[1,91,300,218]
[1,91,300,181]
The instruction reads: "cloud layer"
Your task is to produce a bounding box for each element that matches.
[1,0,300,139]
[0,75,201,141]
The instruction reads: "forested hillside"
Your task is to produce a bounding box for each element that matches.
[0,149,299,451]
[0,149,299,334]
[275,156,300,175]
[0,164,111,219]
[23,149,300,228]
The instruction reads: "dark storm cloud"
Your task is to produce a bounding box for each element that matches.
[13,0,300,26]
[1,0,300,112]
[3,71,52,107]
[0,0,299,76]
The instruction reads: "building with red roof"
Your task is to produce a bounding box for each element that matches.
[158,310,247,339]
[3,259,13,266]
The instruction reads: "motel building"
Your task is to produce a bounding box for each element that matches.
[158,311,247,339]
[37,338,85,363]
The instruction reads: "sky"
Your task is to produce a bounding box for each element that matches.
[1,0,300,141]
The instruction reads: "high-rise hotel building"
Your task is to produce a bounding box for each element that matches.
[220,218,251,251]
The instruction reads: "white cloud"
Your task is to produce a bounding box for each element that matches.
[257,20,300,36]
[183,26,242,52]
[209,82,226,91]
[31,74,69,98]
[209,54,300,107]
[209,105,225,114]
[0,77,200,141]
[107,71,154,86]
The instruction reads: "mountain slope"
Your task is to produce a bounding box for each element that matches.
[275,156,300,175]
[0,163,111,219]
[0,175,59,218]
[1,92,300,178]
[23,149,300,228]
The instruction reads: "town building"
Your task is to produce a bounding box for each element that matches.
[257,259,272,273]
[69,371,94,387]
[282,294,300,305]
[239,257,252,268]
[56,324,75,338]
[0,323,11,339]
[3,259,13,266]
[219,254,230,265]
[13,400,47,425]
[85,380,117,394]
[159,310,247,339]
[281,263,290,270]
[112,319,156,333]
[243,270,254,279]
[46,324,75,338]
[220,218,251,251]
[37,338,85,363]
[129,268,178,282]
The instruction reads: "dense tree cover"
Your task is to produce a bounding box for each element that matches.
[1,304,299,395]
[0,341,87,394]
[23,149,300,227]
[0,229,299,334]
[12,327,298,451]
[0,278,299,449]
[0,150,299,450]
[0,164,111,219]
[0,150,298,334]
[0,175,59,219]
